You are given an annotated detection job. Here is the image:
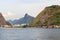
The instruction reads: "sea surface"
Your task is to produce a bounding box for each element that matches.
[0,28,60,40]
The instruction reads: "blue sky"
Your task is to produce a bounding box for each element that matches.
[0,0,60,20]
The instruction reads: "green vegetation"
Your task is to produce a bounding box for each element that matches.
[6,21,13,28]
[6,21,11,25]
[48,13,60,25]
[22,25,28,28]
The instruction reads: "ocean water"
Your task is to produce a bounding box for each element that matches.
[0,28,60,40]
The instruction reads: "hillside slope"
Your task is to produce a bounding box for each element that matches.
[29,5,60,27]
[0,13,7,25]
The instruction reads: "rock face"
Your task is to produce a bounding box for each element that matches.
[29,5,60,27]
[8,13,35,24]
[0,13,7,25]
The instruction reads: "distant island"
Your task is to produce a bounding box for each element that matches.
[0,5,60,28]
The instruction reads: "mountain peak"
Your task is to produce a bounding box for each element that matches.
[24,13,28,17]
[24,13,30,18]
[46,5,60,9]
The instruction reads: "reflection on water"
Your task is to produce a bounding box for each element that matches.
[0,28,60,40]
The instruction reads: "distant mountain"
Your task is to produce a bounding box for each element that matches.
[8,13,35,24]
[29,5,60,27]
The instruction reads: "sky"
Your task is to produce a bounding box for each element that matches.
[0,0,60,20]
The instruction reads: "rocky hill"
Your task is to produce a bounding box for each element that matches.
[8,13,35,24]
[0,13,7,25]
[29,5,60,28]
